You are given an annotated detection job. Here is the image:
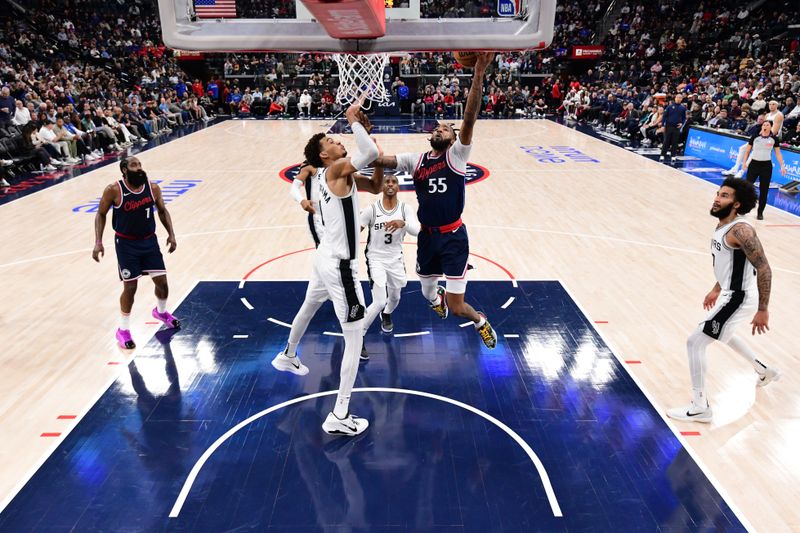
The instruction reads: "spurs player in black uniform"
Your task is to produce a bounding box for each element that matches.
[667,178,780,423]
[93,157,180,349]
[272,102,383,436]
[371,52,498,349]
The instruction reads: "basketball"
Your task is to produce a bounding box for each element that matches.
[454,51,479,68]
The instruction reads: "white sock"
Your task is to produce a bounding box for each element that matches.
[285,341,298,358]
[692,388,707,408]
[474,315,486,328]
[120,312,130,330]
[157,298,167,313]
[333,322,363,419]
[725,335,766,375]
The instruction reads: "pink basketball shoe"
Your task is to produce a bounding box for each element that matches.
[152,308,181,329]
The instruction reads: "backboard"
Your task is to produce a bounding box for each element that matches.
[157,0,556,53]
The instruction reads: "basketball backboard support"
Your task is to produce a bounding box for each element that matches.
[157,0,555,53]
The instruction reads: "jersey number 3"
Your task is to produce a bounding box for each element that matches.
[428,177,448,194]
[384,233,393,244]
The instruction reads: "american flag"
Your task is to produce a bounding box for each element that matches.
[194,0,237,19]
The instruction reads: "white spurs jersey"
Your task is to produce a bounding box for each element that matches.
[361,200,420,262]
[711,217,757,291]
[316,168,360,261]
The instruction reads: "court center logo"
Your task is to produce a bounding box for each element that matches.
[279,162,489,191]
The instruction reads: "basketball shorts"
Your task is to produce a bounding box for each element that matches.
[416,224,469,294]
[367,256,408,289]
[308,213,325,248]
[115,235,166,282]
[305,252,365,324]
[700,289,757,341]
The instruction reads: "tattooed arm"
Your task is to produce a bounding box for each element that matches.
[458,52,493,146]
[371,155,398,168]
[728,222,771,334]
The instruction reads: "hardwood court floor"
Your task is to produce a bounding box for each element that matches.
[0,119,798,530]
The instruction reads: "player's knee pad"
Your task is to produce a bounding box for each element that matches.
[445,278,467,295]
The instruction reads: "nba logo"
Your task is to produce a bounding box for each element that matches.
[497,0,518,17]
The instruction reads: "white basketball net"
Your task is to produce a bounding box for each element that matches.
[332,53,391,110]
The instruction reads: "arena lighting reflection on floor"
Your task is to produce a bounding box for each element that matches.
[0,281,745,532]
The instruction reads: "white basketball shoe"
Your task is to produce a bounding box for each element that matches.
[322,412,369,436]
[667,402,713,423]
[757,367,781,388]
[271,349,309,376]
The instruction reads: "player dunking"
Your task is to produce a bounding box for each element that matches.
[92,157,180,349]
[271,101,383,436]
[359,174,421,360]
[371,52,497,349]
[289,160,325,247]
[667,178,780,423]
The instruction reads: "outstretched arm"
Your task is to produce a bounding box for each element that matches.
[728,223,771,334]
[355,166,384,193]
[371,155,398,168]
[328,102,379,181]
[459,52,494,146]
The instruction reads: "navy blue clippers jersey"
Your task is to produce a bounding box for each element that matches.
[412,150,466,228]
[112,179,156,239]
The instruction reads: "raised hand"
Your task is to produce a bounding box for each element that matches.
[473,52,494,73]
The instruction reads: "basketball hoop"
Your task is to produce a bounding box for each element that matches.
[332,53,391,110]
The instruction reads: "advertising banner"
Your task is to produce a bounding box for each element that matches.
[685,127,798,186]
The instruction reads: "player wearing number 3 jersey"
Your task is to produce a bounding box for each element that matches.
[358,175,420,360]
[371,52,497,349]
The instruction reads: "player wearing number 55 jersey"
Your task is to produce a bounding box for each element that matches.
[372,52,497,349]
[358,175,420,360]
[667,178,780,424]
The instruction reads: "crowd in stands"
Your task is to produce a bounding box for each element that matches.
[556,0,800,152]
[2,0,800,187]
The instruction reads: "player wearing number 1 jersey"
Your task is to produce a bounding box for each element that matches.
[359,175,420,360]
[371,52,497,349]
[271,102,383,437]
[92,157,180,350]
